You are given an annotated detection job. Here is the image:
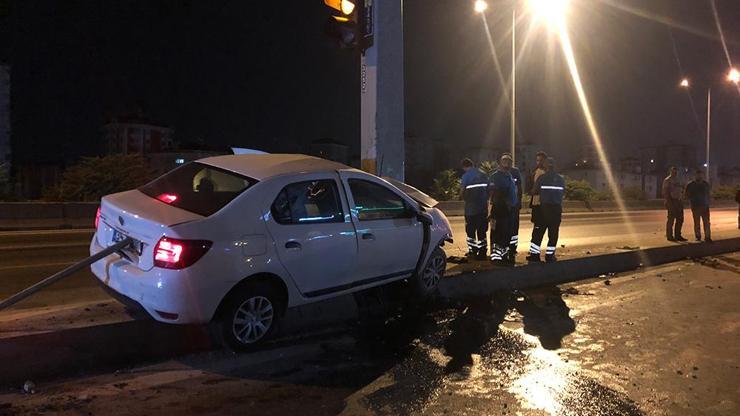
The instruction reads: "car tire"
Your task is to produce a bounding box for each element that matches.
[413,246,446,297]
[219,281,282,351]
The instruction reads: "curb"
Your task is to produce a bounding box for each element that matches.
[438,237,740,298]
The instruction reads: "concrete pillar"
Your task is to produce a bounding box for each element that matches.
[361,0,404,180]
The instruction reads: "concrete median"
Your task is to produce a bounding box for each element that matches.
[439,237,740,298]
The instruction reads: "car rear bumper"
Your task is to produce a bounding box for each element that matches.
[89,235,212,324]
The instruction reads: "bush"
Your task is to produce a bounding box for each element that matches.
[0,160,9,199]
[712,185,738,200]
[621,186,646,200]
[431,169,461,201]
[564,177,595,202]
[478,160,498,180]
[49,154,156,202]
[592,190,613,201]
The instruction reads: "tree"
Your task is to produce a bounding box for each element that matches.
[430,169,461,201]
[50,154,155,202]
[564,177,595,202]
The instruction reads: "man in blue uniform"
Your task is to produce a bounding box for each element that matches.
[460,158,489,259]
[503,152,523,264]
[527,157,565,263]
[489,154,518,265]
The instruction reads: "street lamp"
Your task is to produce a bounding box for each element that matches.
[680,70,738,179]
[474,0,488,13]
[528,0,569,26]
[475,0,570,166]
[728,67,740,84]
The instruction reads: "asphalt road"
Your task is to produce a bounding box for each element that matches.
[2,253,739,415]
[0,208,738,310]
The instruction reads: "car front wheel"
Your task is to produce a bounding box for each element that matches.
[413,246,446,297]
[219,282,282,351]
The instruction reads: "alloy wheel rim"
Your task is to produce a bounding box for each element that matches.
[421,254,445,289]
[232,296,274,344]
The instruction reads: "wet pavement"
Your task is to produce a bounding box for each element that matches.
[1,253,739,415]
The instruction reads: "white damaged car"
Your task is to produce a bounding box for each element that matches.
[90,154,453,349]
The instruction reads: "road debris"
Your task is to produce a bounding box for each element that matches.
[22,380,36,394]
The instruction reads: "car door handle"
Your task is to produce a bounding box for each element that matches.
[285,241,302,250]
[362,233,375,240]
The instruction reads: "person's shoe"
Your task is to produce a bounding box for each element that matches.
[676,236,688,242]
[476,252,488,261]
[507,250,517,264]
[545,254,558,263]
[695,237,702,242]
[526,254,541,263]
[705,238,713,243]
[667,236,676,242]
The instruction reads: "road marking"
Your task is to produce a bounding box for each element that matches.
[0,262,75,272]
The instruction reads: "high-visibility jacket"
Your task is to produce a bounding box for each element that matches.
[533,171,565,205]
[461,168,489,216]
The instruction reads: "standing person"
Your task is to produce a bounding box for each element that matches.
[489,154,518,265]
[662,167,687,242]
[460,158,490,259]
[527,157,565,263]
[736,188,740,229]
[684,169,712,242]
[527,151,548,258]
[505,152,523,264]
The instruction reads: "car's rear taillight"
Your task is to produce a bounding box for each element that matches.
[156,193,178,204]
[154,237,212,269]
[95,207,101,229]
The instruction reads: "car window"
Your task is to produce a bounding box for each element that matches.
[271,180,344,225]
[348,179,410,221]
[139,162,254,217]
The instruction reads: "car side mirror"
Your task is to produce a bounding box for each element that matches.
[416,211,433,226]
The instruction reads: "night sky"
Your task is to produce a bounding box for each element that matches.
[2,0,739,170]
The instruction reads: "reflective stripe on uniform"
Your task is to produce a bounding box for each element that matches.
[466,183,489,189]
[541,186,564,190]
[529,242,541,254]
[546,246,556,254]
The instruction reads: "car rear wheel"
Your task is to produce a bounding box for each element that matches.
[413,246,446,297]
[219,282,282,351]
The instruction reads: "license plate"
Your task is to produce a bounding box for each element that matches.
[112,230,143,256]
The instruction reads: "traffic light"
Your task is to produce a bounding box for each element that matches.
[324,0,373,51]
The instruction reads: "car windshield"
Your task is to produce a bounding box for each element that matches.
[139,162,255,217]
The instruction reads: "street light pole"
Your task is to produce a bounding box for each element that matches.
[511,6,516,165]
[705,88,711,179]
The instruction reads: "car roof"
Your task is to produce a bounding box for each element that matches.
[197,154,354,180]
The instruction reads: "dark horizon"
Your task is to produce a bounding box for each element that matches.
[1,0,739,172]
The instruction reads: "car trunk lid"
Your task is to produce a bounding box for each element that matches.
[96,190,203,271]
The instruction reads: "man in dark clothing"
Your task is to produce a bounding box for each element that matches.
[662,167,687,242]
[527,151,548,252]
[527,157,565,263]
[460,158,489,259]
[489,154,518,265]
[504,152,523,264]
[736,189,740,230]
[684,169,712,242]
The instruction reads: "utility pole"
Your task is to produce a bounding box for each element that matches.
[360,0,404,180]
[323,0,404,179]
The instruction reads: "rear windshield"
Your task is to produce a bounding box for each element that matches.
[139,162,255,216]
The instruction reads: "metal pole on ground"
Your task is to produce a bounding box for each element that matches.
[0,238,131,311]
